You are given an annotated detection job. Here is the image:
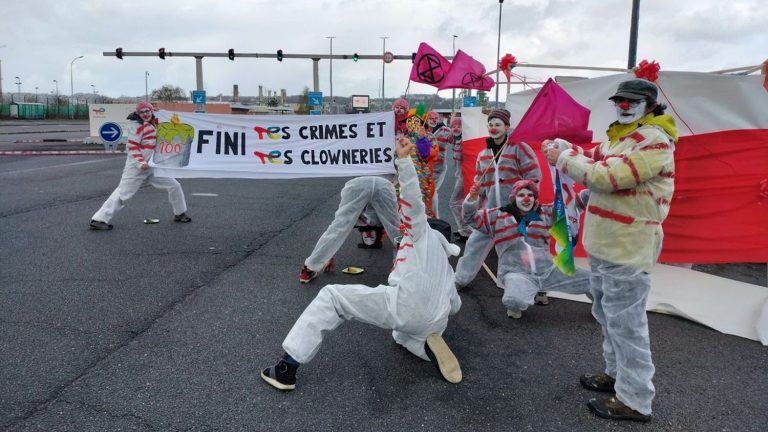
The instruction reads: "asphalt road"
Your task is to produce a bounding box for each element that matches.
[1,141,766,431]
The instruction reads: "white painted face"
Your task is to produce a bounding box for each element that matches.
[487,118,508,140]
[515,188,536,213]
[450,118,462,136]
[426,112,439,128]
[614,99,648,124]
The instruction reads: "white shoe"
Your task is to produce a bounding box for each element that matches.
[425,334,462,384]
[506,308,522,319]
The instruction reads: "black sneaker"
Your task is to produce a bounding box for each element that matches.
[89,220,113,231]
[580,372,616,392]
[173,212,192,223]
[261,359,298,391]
[534,292,549,305]
[424,334,462,384]
[587,396,651,422]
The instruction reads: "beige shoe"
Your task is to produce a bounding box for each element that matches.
[425,334,462,384]
[506,308,522,319]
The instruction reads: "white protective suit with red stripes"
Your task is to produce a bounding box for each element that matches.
[91,120,187,223]
[454,139,541,287]
[282,156,462,363]
[462,200,591,311]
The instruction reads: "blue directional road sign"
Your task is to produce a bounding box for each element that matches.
[99,122,122,143]
[191,90,206,104]
[463,96,478,107]
[308,91,323,106]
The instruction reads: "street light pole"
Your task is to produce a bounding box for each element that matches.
[35,86,38,103]
[14,76,21,99]
[326,36,335,114]
[452,34,458,113]
[69,55,84,119]
[380,36,389,104]
[145,71,149,101]
[495,0,504,108]
[90,84,95,98]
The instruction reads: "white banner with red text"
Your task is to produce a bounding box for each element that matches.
[149,111,396,179]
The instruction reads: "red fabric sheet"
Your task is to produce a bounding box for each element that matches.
[461,129,768,263]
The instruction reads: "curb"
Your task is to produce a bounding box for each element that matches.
[0,150,126,156]
[13,139,85,143]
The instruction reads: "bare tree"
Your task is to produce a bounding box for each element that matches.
[151,85,186,103]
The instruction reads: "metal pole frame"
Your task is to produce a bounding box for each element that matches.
[495,0,504,108]
[69,55,84,119]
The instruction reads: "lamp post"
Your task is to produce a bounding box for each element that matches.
[14,76,21,99]
[452,34,458,113]
[35,86,38,102]
[380,36,389,104]
[53,79,59,117]
[145,71,149,101]
[495,0,504,108]
[69,55,83,119]
[326,36,335,114]
[90,84,95,98]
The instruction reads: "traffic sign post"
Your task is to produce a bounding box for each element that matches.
[383,51,394,64]
[191,90,206,113]
[99,122,122,152]
[309,110,322,116]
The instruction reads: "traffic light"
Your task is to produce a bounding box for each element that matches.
[228,48,235,61]
[116,48,123,60]
[353,53,359,62]
[411,52,416,63]
[159,48,166,60]
[277,49,283,62]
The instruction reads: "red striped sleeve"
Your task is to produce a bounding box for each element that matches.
[495,233,522,245]
[588,205,635,224]
[640,143,671,152]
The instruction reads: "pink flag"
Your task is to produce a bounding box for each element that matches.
[436,50,495,91]
[409,42,452,87]
[508,78,593,144]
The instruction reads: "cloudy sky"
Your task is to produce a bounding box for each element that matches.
[1,0,765,102]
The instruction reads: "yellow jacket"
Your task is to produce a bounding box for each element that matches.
[556,113,677,272]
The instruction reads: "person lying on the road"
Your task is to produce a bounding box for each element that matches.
[261,137,463,391]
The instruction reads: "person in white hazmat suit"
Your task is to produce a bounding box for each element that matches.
[447,115,472,242]
[454,109,542,289]
[542,78,677,422]
[300,176,401,284]
[463,179,591,319]
[262,138,463,391]
[89,102,191,230]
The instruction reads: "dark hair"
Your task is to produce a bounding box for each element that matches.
[126,111,142,123]
[649,100,667,116]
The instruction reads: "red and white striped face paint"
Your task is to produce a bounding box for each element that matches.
[515,188,536,213]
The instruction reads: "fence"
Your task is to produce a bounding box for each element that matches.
[0,94,94,119]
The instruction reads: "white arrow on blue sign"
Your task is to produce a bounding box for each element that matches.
[99,122,122,143]
[192,90,206,104]
[308,91,323,106]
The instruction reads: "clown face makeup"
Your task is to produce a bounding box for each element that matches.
[515,188,536,213]
[426,112,439,128]
[138,108,153,122]
[614,98,648,124]
[450,117,462,136]
[487,118,508,140]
